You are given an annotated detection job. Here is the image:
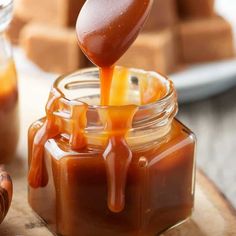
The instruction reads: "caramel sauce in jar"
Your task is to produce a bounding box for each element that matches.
[28,67,196,236]
[0,60,19,163]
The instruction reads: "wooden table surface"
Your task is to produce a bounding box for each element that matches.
[178,85,236,208]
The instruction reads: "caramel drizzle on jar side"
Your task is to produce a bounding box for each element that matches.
[28,89,88,188]
[28,89,62,188]
[99,105,138,213]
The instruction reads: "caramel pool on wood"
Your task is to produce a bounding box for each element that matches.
[28,68,196,236]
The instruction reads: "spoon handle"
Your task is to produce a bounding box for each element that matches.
[0,165,13,224]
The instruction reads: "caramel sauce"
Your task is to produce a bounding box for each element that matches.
[28,89,88,188]
[99,66,114,105]
[0,60,19,163]
[28,89,62,188]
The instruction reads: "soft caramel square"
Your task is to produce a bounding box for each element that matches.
[16,0,85,26]
[144,0,178,31]
[20,23,87,74]
[177,0,215,18]
[178,17,235,63]
[118,29,178,75]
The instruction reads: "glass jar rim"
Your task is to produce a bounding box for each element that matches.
[47,66,178,150]
[53,67,176,112]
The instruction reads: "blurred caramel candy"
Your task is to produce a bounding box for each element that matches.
[178,17,234,63]
[177,0,215,18]
[6,11,28,45]
[16,0,85,26]
[118,29,177,75]
[20,23,86,74]
[144,0,178,31]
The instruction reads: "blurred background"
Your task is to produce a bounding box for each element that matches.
[2,0,236,209]
[179,0,236,208]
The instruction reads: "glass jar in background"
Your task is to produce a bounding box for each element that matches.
[0,0,19,163]
[28,67,196,236]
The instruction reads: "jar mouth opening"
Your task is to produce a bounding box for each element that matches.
[53,66,175,112]
[49,67,177,148]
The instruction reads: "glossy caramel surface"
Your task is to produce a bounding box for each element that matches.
[76,0,153,67]
[29,118,195,236]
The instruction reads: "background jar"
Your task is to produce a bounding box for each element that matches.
[28,67,196,236]
[0,0,19,163]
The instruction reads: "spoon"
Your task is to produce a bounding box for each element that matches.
[76,0,153,67]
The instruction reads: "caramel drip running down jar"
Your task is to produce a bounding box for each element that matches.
[28,67,196,236]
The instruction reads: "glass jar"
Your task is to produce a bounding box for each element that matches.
[0,0,19,163]
[28,67,196,236]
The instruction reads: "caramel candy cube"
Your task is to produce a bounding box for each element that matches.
[178,17,235,63]
[177,0,215,18]
[118,30,177,75]
[6,12,28,45]
[144,0,178,31]
[16,0,85,26]
[16,0,59,24]
[20,23,86,74]
[58,0,85,26]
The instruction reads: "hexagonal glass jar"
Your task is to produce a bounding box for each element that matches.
[28,67,196,236]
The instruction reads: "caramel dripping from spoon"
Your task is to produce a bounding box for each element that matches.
[76,0,153,105]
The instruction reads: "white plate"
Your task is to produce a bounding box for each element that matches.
[170,0,236,103]
[170,59,236,103]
